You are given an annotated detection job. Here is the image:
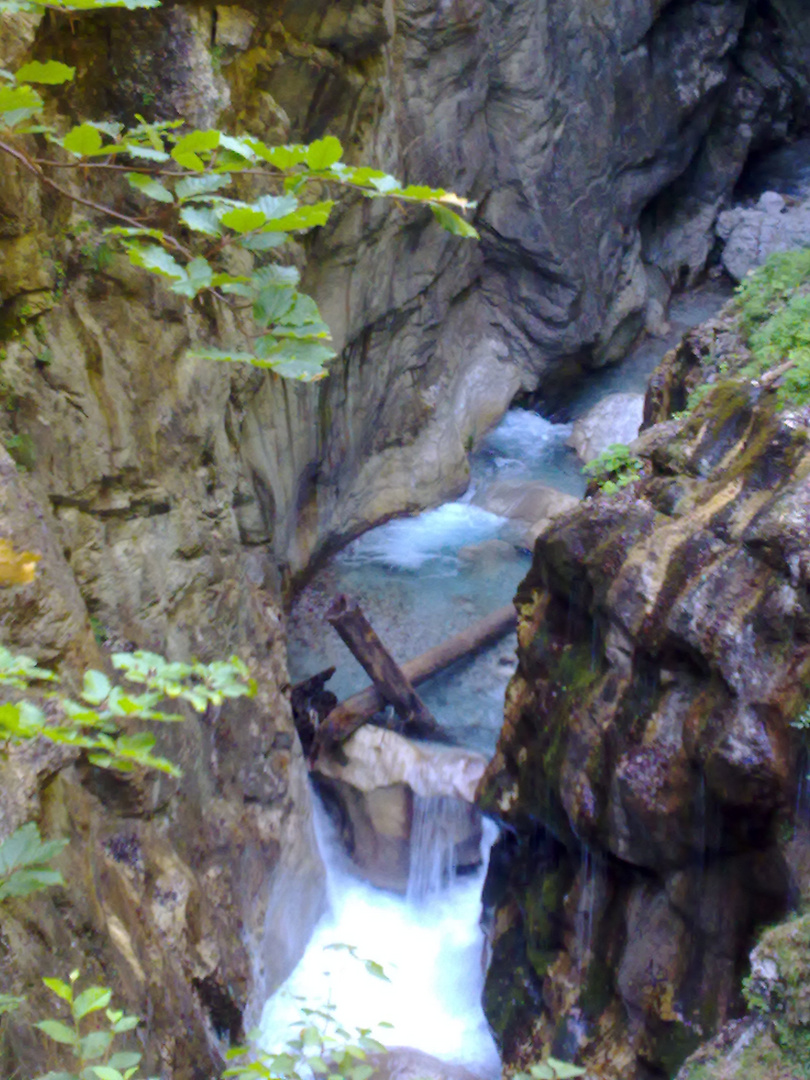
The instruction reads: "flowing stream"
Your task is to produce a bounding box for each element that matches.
[259,279,732,1075]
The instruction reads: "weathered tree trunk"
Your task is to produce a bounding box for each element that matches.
[315,604,517,752]
[326,594,437,737]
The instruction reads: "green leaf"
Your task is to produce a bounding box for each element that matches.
[0,83,42,127]
[109,1016,139,1034]
[430,204,479,238]
[125,172,174,204]
[90,1068,124,1080]
[81,669,112,705]
[175,172,231,200]
[62,123,104,156]
[106,1051,142,1070]
[306,136,343,171]
[43,978,73,1004]
[547,1061,586,1079]
[35,1019,79,1047]
[170,256,212,298]
[188,347,258,364]
[0,867,64,899]
[241,232,285,251]
[126,243,186,281]
[79,1028,113,1060]
[363,960,390,982]
[0,993,25,1016]
[246,140,308,170]
[179,206,221,236]
[253,264,301,288]
[171,129,220,171]
[268,201,334,232]
[253,285,296,327]
[15,61,75,85]
[255,337,335,380]
[220,206,268,233]
[73,986,112,1020]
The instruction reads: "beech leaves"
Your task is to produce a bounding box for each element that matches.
[0,48,479,382]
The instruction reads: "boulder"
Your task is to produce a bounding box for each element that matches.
[472,480,580,546]
[716,192,810,281]
[312,727,487,893]
[567,393,646,464]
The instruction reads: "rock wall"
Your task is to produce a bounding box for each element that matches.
[3,0,809,580]
[478,300,810,1078]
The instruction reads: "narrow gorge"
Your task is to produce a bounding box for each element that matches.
[1,2,810,1080]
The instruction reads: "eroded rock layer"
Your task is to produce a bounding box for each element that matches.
[478,305,810,1078]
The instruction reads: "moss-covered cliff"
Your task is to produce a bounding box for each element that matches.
[479,279,810,1078]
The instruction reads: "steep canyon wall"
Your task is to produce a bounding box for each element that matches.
[0,1,809,1077]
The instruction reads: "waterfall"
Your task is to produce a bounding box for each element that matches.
[407,795,472,903]
[259,794,501,1077]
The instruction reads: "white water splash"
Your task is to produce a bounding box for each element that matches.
[338,503,506,572]
[259,804,501,1077]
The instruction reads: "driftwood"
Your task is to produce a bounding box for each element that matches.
[315,603,517,752]
[326,595,437,737]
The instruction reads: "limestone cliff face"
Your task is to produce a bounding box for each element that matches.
[478,302,810,1078]
[2,0,808,578]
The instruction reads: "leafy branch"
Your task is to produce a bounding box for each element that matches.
[0,646,256,776]
[0,38,478,382]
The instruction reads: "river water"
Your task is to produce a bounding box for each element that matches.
[259,279,731,1075]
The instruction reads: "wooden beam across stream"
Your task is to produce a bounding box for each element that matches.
[313,602,517,754]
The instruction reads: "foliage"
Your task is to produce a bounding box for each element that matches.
[582,442,642,494]
[34,969,155,1080]
[735,249,810,337]
[0,821,67,900]
[0,646,256,776]
[0,45,478,382]
[513,1060,585,1080]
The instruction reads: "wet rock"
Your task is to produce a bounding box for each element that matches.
[567,393,646,465]
[478,317,810,1075]
[717,193,810,281]
[472,479,579,546]
[365,1048,484,1080]
[312,727,486,892]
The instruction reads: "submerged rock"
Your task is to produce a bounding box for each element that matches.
[472,480,580,547]
[567,393,646,464]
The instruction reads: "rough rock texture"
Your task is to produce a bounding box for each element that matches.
[313,727,486,892]
[478,308,810,1078]
[717,193,810,281]
[567,393,646,464]
[2,0,810,580]
[675,913,810,1080]
[472,480,580,548]
[0,333,326,1080]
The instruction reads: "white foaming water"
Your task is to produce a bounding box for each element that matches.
[338,502,506,572]
[259,805,501,1078]
[481,409,573,462]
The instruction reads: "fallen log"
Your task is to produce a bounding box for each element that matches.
[326,594,436,737]
[315,603,517,753]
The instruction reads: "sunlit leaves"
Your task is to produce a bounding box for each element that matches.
[62,123,104,156]
[15,60,76,85]
[0,59,478,384]
[125,172,174,204]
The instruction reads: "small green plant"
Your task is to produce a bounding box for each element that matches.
[34,969,154,1080]
[0,822,67,901]
[0,646,256,776]
[735,249,810,336]
[513,1059,586,1079]
[582,443,642,494]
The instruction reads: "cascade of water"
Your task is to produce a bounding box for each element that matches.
[406,795,473,903]
[260,795,501,1076]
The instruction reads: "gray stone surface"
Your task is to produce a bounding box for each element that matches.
[568,392,646,464]
[717,192,810,281]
